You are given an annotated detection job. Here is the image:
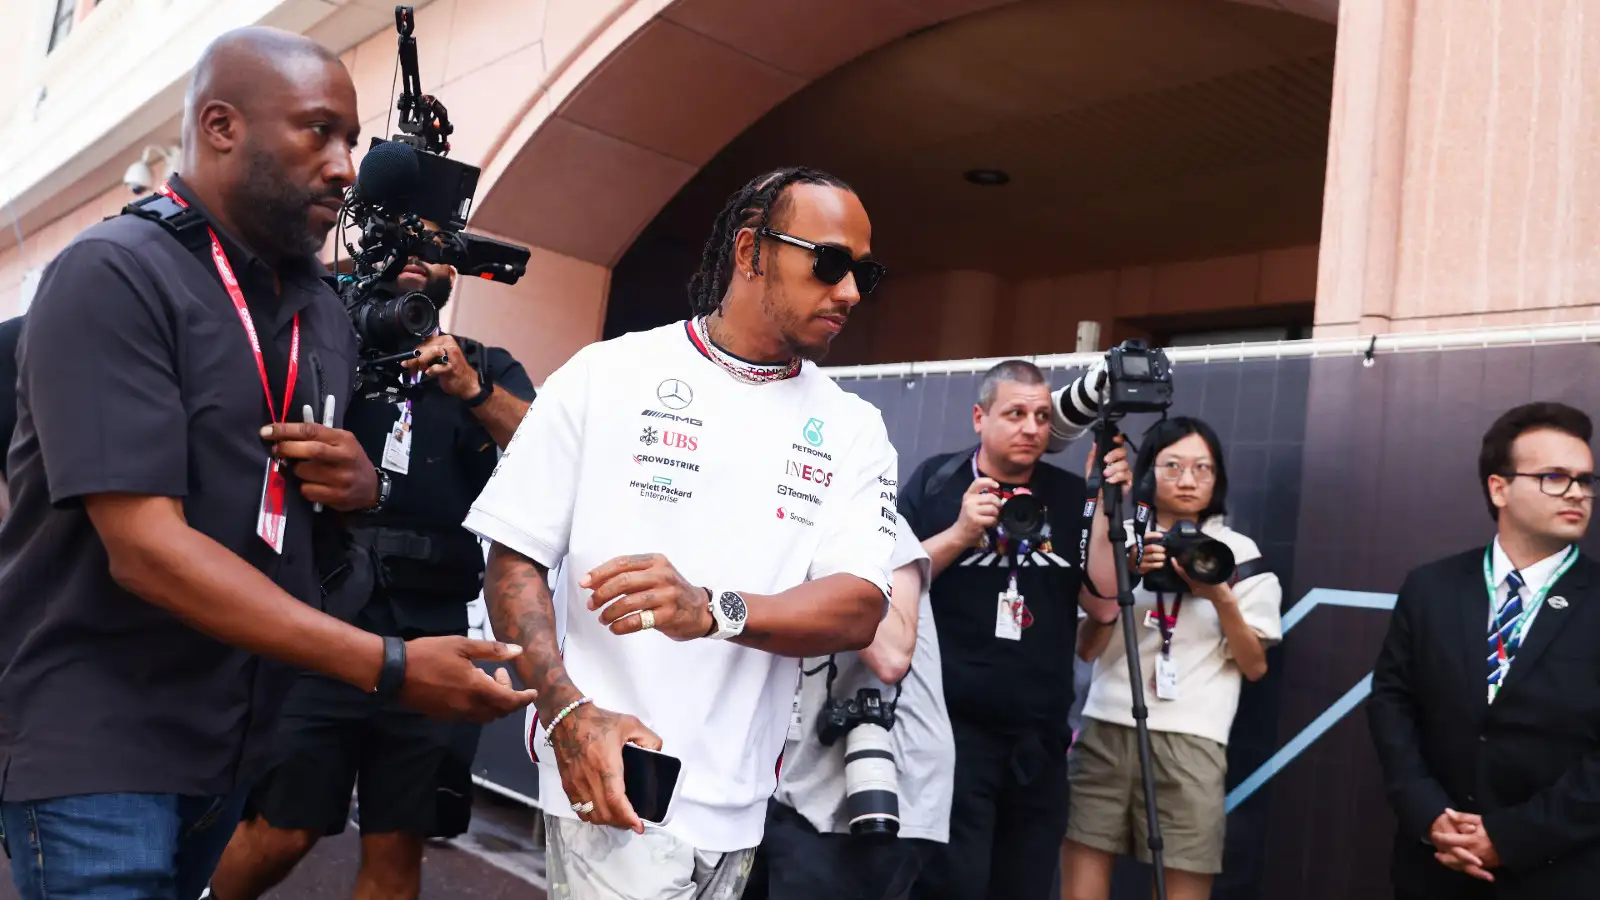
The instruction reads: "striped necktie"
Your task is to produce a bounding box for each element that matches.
[1486,569,1526,687]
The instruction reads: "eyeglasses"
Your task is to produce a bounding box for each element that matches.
[760,228,886,295]
[1156,460,1216,484]
[1503,472,1597,497]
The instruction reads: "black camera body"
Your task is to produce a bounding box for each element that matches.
[1141,519,1236,594]
[339,6,531,402]
[997,488,1047,548]
[817,687,895,747]
[1102,339,1174,417]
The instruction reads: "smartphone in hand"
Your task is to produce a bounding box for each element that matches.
[622,742,683,826]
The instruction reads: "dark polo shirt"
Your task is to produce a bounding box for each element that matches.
[344,346,534,636]
[0,175,357,802]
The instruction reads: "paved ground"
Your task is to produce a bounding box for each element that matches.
[0,789,547,900]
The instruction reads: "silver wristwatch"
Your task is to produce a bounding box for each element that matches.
[707,589,748,641]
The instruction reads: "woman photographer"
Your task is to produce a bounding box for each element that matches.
[1061,417,1283,900]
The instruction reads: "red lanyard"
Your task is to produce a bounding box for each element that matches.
[157,185,299,424]
[1155,593,1183,657]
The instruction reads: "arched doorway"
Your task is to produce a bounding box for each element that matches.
[454,0,1336,378]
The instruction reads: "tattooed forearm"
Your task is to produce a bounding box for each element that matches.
[485,542,580,723]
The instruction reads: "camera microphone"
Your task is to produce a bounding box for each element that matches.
[1048,358,1107,452]
[356,141,420,207]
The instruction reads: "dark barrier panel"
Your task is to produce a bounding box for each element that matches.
[840,356,1310,900]
[1258,343,1600,900]
[470,339,1600,899]
[839,341,1600,900]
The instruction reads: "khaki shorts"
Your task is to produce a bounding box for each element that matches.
[1065,718,1228,874]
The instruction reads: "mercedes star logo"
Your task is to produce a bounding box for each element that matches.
[657,379,694,410]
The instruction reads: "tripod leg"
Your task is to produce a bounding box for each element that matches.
[1091,421,1168,900]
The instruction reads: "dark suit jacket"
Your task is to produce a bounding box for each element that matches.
[1369,547,1600,900]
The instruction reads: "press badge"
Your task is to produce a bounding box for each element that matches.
[788,689,805,742]
[256,460,288,554]
[382,404,413,474]
[1154,654,1180,701]
[995,587,1023,641]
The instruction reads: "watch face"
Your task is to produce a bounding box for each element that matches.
[719,591,748,623]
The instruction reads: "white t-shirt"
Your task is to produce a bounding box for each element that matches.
[462,320,899,852]
[1082,517,1283,746]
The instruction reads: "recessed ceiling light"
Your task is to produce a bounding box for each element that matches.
[964,169,1010,186]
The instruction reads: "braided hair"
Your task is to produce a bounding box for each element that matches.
[686,166,854,317]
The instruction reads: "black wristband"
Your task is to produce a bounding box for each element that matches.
[463,382,493,408]
[374,635,407,699]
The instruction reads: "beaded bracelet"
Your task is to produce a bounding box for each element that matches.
[543,697,593,747]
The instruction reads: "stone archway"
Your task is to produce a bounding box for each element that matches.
[451,0,1337,378]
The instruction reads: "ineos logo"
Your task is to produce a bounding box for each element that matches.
[657,379,694,411]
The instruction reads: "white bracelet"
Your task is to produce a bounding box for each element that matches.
[543,696,592,747]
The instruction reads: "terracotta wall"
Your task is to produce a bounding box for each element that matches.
[1315,0,1600,336]
[0,173,160,312]
[0,0,635,383]
[829,244,1318,364]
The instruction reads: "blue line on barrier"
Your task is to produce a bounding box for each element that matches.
[1225,674,1374,812]
[1281,588,1399,634]
[1221,588,1398,813]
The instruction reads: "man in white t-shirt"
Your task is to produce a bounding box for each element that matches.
[466,167,898,899]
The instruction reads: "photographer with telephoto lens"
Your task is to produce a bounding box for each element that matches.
[750,512,954,900]
[1063,417,1283,900]
[901,360,1127,900]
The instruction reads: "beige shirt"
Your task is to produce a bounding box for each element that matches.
[1082,517,1283,746]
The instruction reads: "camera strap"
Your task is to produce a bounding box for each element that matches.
[972,450,1035,633]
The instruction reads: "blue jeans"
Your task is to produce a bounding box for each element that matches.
[0,791,246,900]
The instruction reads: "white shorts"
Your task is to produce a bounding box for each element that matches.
[544,814,756,900]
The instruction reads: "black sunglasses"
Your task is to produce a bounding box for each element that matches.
[760,228,886,295]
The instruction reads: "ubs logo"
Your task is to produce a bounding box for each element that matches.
[640,427,659,446]
[657,379,694,411]
[663,431,698,451]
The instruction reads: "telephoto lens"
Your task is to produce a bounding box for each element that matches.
[843,721,900,841]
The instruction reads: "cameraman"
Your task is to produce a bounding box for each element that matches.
[899,360,1125,900]
[210,257,536,900]
[752,512,953,900]
[1063,417,1281,900]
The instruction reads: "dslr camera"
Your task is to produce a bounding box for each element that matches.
[994,487,1046,549]
[338,5,532,402]
[817,686,900,841]
[1141,519,1236,594]
[1100,339,1174,418]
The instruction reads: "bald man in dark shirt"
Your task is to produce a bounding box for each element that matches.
[0,28,534,900]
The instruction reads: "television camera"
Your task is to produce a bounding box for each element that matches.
[339,5,532,402]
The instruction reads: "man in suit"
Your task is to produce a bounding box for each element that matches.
[1370,401,1600,899]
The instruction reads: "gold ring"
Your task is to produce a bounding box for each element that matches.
[640,610,656,631]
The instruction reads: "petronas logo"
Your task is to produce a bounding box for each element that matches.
[803,418,825,447]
